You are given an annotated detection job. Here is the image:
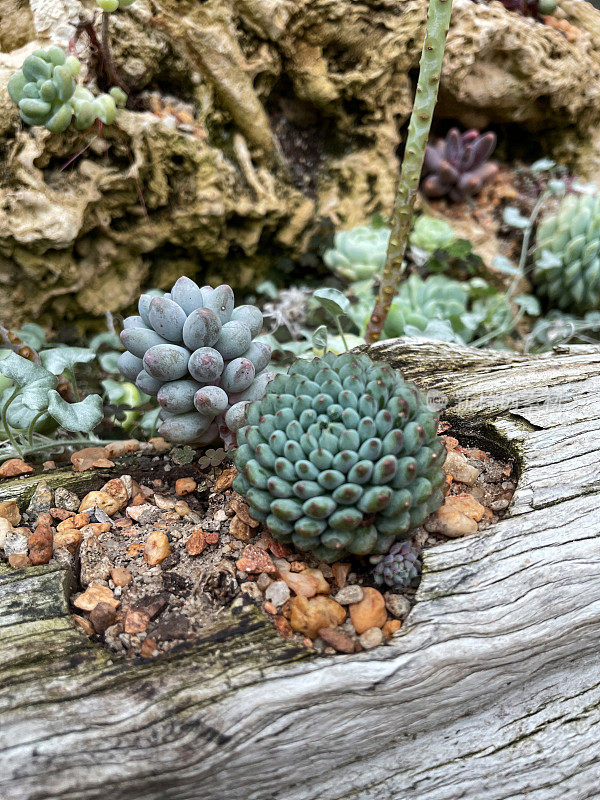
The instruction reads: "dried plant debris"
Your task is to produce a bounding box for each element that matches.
[0,431,515,658]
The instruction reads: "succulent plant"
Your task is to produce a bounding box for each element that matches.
[421,128,498,202]
[383,275,473,343]
[97,0,136,9]
[118,279,273,446]
[233,351,446,562]
[409,216,455,253]
[533,193,600,315]
[372,540,421,590]
[495,0,556,16]
[323,225,391,281]
[7,46,126,133]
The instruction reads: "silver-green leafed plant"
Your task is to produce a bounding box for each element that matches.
[8,46,126,133]
[233,351,446,562]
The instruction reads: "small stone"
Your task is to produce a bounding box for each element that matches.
[79,486,126,516]
[144,531,171,565]
[90,601,117,634]
[25,481,53,520]
[80,537,111,586]
[236,545,276,574]
[214,467,236,492]
[256,572,273,591]
[334,585,364,605]
[153,494,175,510]
[265,580,291,607]
[331,562,351,588]
[93,458,115,469]
[349,587,387,634]
[8,553,30,568]
[186,528,206,556]
[100,478,129,511]
[140,638,159,658]
[54,488,80,512]
[0,500,20,526]
[174,500,192,517]
[3,529,29,556]
[149,436,171,452]
[0,517,14,549]
[71,447,108,471]
[303,568,330,594]
[204,531,219,545]
[80,522,111,538]
[359,626,384,649]
[28,522,53,565]
[0,458,33,477]
[124,609,150,634]
[110,566,132,586]
[382,619,402,638]
[126,503,160,523]
[175,477,197,496]
[240,581,262,602]
[227,497,259,527]
[263,600,277,614]
[443,451,482,485]
[50,508,75,521]
[425,501,478,537]
[273,615,293,639]
[318,626,356,653]
[280,570,320,598]
[57,513,90,533]
[73,584,119,612]
[126,542,144,558]
[289,560,305,572]
[53,528,83,550]
[105,439,140,458]
[229,515,252,542]
[266,537,292,558]
[72,614,94,635]
[384,593,411,619]
[444,493,486,522]
[289,595,346,638]
[42,460,56,471]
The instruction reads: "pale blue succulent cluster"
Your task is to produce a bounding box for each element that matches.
[8,46,126,133]
[118,279,272,446]
[233,352,445,562]
[324,225,391,281]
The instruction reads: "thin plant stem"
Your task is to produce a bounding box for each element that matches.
[1,387,24,458]
[26,411,47,446]
[335,317,349,352]
[366,0,453,343]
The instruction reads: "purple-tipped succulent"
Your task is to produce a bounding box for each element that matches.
[421,128,498,203]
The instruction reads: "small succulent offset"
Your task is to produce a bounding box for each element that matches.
[323,225,391,281]
[534,193,600,315]
[372,540,421,590]
[118,279,273,447]
[233,352,446,563]
[496,0,556,16]
[8,46,126,133]
[97,0,136,10]
[421,128,498,202]
[408,216,455,253]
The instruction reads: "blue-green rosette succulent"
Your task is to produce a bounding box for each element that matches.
[409,216,455,252]
[8,46,127,133]
[324,225,391,281]
[233,351,446,562]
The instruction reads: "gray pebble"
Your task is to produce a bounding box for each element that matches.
[265,580,291,607]
[334,585,364,605]
[385,593,411,619]
[359,627,384,649]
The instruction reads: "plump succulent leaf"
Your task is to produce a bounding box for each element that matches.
[47,391,104,433]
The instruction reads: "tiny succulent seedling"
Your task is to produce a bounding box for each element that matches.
[409,216,455,253]
[421,128,498,202]
[118,278,273,447]
[371,540,422,590]
[97,0,136,10]
[8,46,126,133]
[233,351,446,562]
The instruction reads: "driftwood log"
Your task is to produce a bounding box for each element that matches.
[1,338,600,800]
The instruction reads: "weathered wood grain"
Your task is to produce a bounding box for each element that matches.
[1,338,600,800]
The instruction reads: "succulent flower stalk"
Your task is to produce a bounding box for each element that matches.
[233,352,446,562]
[366,0,454,343]
[118,279,273,446]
